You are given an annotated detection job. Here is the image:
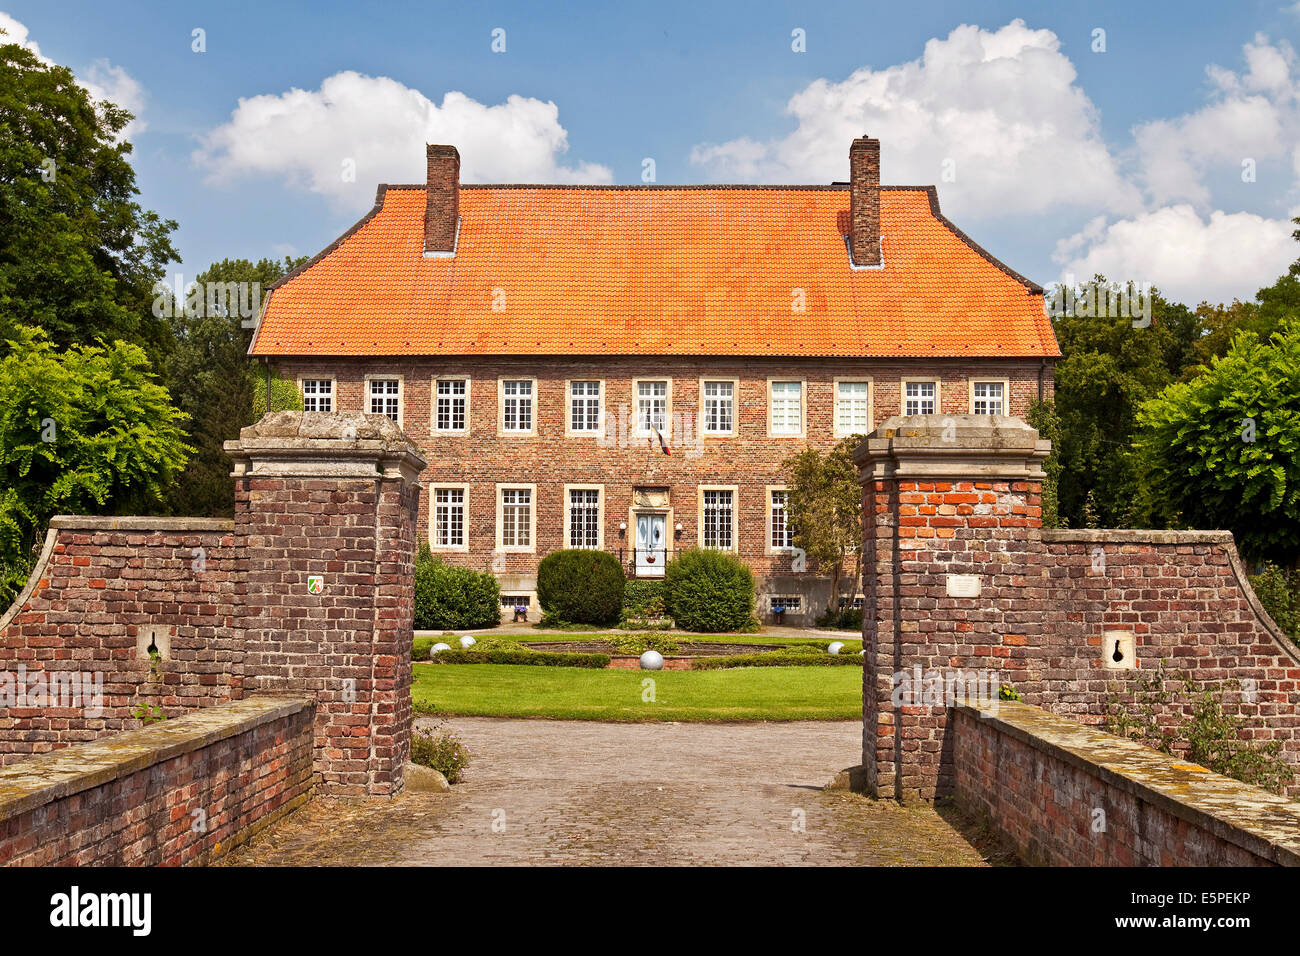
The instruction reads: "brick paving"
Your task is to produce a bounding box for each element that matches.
[221,717,1005,866]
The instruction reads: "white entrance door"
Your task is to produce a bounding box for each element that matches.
[635,514,667,577]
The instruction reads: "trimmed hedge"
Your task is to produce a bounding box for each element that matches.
[691,648,865,670]
[621,579,670,628]
[425,648,611,668]
[537,549,626,625]
[414,555,500,630]
[664,548,757,633]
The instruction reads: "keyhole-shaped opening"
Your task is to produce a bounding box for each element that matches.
[1111,640,1124,663]
[147,633,159,657]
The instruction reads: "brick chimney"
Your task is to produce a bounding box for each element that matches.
[849,136,881,267]
[424,144,460,254]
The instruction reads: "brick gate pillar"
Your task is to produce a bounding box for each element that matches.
[225,411,425,798]
[853,416,1050,802]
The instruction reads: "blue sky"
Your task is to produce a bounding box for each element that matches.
[6,1,1300,305]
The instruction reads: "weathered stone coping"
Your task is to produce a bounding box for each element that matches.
[47,515,235,532]
[0,696,313,825]
[956,700,1300,866]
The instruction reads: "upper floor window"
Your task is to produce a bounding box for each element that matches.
[971,381,1005,416]
[770,380,803,435]
[434,379,468,432]
[702,381,734,435]
[301,379,333,413]
[637,380,668,433]
[501,379,534,433]
[368,377,401,422]
[903,380,937,416]
[569,381,602,433]
[835,380,871,436]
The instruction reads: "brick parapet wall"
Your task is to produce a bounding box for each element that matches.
[0,517,242,765]
[0,696,314,866]
[952,701,1300,866]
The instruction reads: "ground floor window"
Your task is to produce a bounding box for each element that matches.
[769,489,792,550]
[568,488,600,549]
[433,487,465,547]
[702,489,734,550]
[500,487,533,548]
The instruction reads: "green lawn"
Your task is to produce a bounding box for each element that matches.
[412,662,863,722]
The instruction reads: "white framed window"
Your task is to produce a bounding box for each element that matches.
[769,488,793,551]
[771,595,802,613]
[834,379,872,437]
[970,380,1007,416]
[434,378,468,432]
[566,486,602,549]
[431,486,468,550]
[366,376,402,424]
[300,378,334,413]
[701,380,735,435]
[768,379,804,436]
[568,380,602,434]
[497,485,535,551]
[699,487,736,550]
[635,380,669,434]
[500,379,535,434]
[902,379,938,416]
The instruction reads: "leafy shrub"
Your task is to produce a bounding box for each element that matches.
[251,370,304,417]
[664,549,756,633]
[536,549,625,625]
[410,723,471,783]
[426,648,610,668]
[1249,563,1299,644]
[692,647,864,670]
[413,555,500,630]
[621,580,671,629]
[815,606,863,630]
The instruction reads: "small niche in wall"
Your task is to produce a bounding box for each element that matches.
[1102,630,1136,670]
[136,626,172,663]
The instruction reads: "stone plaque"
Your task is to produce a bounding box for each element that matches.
[946,574,981,598]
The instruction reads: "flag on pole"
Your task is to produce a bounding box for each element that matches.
[652,425,672,455]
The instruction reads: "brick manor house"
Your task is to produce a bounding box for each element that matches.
[248,137,1060,622]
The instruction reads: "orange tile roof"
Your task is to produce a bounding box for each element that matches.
[249,184,1060,359]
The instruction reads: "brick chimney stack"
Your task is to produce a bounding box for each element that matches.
[849,136,881,267]
[424,144,460,254]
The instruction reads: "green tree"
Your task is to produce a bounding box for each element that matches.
[158,256,305,516]
[0,327,192,602]
[1048,277,1201,528]
[0,38,177,353]
[1135,322,1300,565]
[783,436,862,614]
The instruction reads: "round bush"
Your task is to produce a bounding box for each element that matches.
[536,549,626,624]
[664,549,756,633]
[413,556,500,630]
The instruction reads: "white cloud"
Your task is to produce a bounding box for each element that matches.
[195,71,612,208]
[0,12,147,139]
[689,19,1142,220]
[1133,34,1299,206]
[1052,205,1296,306]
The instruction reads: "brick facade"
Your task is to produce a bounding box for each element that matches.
[271,355,1052,619]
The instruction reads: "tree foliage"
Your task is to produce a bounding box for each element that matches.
[1136,322,1300,564]
[0,327,192,600]
[783,436,862,613]
[0,40,177,353]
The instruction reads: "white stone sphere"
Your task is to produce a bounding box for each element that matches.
[459,635,476,649]
[430,643,451,655]
[827,641,845,655]
[858,649,866,656]
[639,650,664,670]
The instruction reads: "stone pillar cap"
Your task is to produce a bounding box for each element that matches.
[225,411,427,480]
[853,414,1050,482]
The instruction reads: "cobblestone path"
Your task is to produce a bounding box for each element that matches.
[222,717,1005,866]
